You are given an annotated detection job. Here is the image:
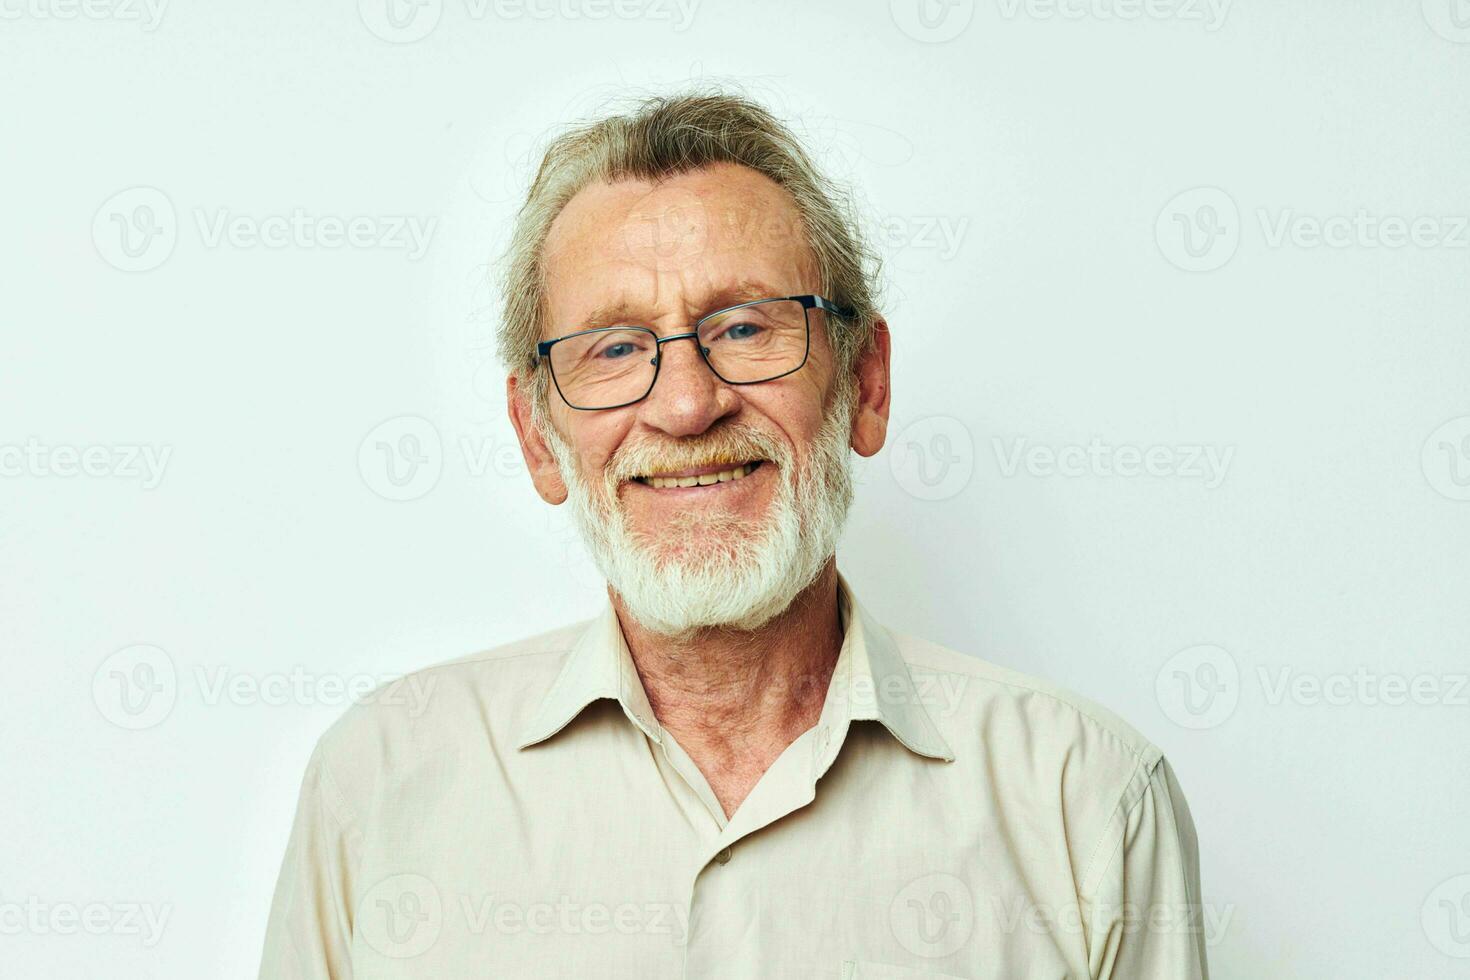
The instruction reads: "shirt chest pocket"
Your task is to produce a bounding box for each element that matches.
[841,961,970,980]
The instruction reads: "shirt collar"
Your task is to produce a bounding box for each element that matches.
[515,597,662,750]
[822,573,955,763]
[516,571,955,764]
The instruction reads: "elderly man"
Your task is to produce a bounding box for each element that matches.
[259,92,1208,979]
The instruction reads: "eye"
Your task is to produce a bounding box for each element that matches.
[585,330,652,361]
[718,321,762,342]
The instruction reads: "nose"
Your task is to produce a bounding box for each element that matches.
[639,333,737,437]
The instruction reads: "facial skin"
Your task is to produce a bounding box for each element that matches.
[507,162,893,633]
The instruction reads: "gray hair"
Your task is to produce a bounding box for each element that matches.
[497,89,883,410]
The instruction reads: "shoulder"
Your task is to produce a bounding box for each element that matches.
[307,619,588,796]
[889,630,1191,891]
[893,629,1165,772]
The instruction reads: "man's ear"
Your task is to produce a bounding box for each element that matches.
[849,317,891,458]
[507,371,569,505]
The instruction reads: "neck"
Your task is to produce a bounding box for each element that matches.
[609,560,844,817]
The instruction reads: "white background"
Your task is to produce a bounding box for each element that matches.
[3,0,1468,976]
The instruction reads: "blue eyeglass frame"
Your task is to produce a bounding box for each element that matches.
[534,294,855,411]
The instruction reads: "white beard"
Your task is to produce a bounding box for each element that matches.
[540,385,856,640]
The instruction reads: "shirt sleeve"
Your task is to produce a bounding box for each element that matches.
[1082,754,1209,980]
[258,746,359,980]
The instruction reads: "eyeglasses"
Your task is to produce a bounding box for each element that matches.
[535,294,854,411]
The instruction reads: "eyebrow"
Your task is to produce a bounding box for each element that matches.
[574,279,788,331]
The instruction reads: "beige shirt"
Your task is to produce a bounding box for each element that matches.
[259,573,1208,979]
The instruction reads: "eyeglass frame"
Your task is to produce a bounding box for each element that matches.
[534,294,856,411]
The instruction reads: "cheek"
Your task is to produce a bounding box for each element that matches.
[743,387,827,454]
[559,413,625,479]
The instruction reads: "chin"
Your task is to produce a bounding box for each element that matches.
[636,536,758,582]
[629,506,764,559]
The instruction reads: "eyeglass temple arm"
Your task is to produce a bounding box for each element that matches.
[794,295,857,319]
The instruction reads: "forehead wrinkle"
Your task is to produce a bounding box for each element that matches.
[542,166,820,337]
[575,272,803,335]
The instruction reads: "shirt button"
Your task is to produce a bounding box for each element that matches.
[715,846,732,865]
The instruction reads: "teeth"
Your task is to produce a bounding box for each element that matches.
[640,462,759,489]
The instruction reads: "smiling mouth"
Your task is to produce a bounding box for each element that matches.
[629,460,764,489]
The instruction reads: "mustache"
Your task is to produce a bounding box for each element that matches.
[606,422,788,483]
